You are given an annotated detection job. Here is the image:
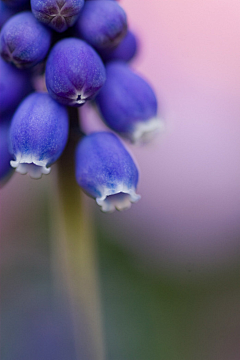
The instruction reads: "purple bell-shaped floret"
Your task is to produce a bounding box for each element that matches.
[76,0,127,50]
[75,132,140,212]
[96,61,163,144]
[9,92,69,178]
[0,11,52,68]
[45,38,106,107]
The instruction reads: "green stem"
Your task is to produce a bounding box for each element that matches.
[50,109,105,360]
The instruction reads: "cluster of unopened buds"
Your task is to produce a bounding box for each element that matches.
[0,0,162,212]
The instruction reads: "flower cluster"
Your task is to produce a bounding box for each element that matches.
[0,0,162,212]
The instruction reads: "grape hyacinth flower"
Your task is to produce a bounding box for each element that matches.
[97,30,138,63]
[75,132,140,212]
[45,38,106,107]
[0,57,31,116]
[0,11,51,68]
[96,61,162,144]
[9,92,69,179]
[0,0,162,357]
[76,0,127,49]
[31,0,84,33]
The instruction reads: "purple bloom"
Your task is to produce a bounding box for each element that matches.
[75,132,140,212]
[0,11,52,68]
[9,92,69,178]
[76,0,127,49]
[45,38,106,107]
[96,61,163,143]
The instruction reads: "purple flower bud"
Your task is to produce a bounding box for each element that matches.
[75,132,140,212]
[76,0,127,49]
[0,11,52,68]
[9,92,69,178]
[97,30,138,63]
[31,0,84,33]
[0,122,14,187]
[96,61,163,144]
[0,58,32,116]
[45,38,106,107]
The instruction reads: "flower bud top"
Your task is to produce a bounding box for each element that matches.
[31,0,84,33]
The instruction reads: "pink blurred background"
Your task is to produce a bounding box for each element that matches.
[1,0,240,274]
[93,0,240,273]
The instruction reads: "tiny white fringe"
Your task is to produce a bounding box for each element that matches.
[96,184,141,213]
[10,154,51,179]
[131,116,165,144]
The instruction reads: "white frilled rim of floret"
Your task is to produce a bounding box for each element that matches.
[10,154,51,179]
[96,184,141,213]
[130,116,165,144]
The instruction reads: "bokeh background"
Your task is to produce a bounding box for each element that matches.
[1,0,240,359]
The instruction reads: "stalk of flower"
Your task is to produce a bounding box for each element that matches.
[0,121,14,187]
[51,108,105,359]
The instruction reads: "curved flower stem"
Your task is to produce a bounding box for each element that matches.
[50,108,105,360]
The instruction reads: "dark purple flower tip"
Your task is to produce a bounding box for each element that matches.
[0,1,15,29]
[1,0,30,10]
[75,132,140,212]
[31,0,84,33]
[97,30,138,63]
[0,11,52,68]
[0,57,32,116]
[45,38,106,107]
[9,92,69,178]
[0,122,14,187]
[76,0,127,49]
[96,61,163,144]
